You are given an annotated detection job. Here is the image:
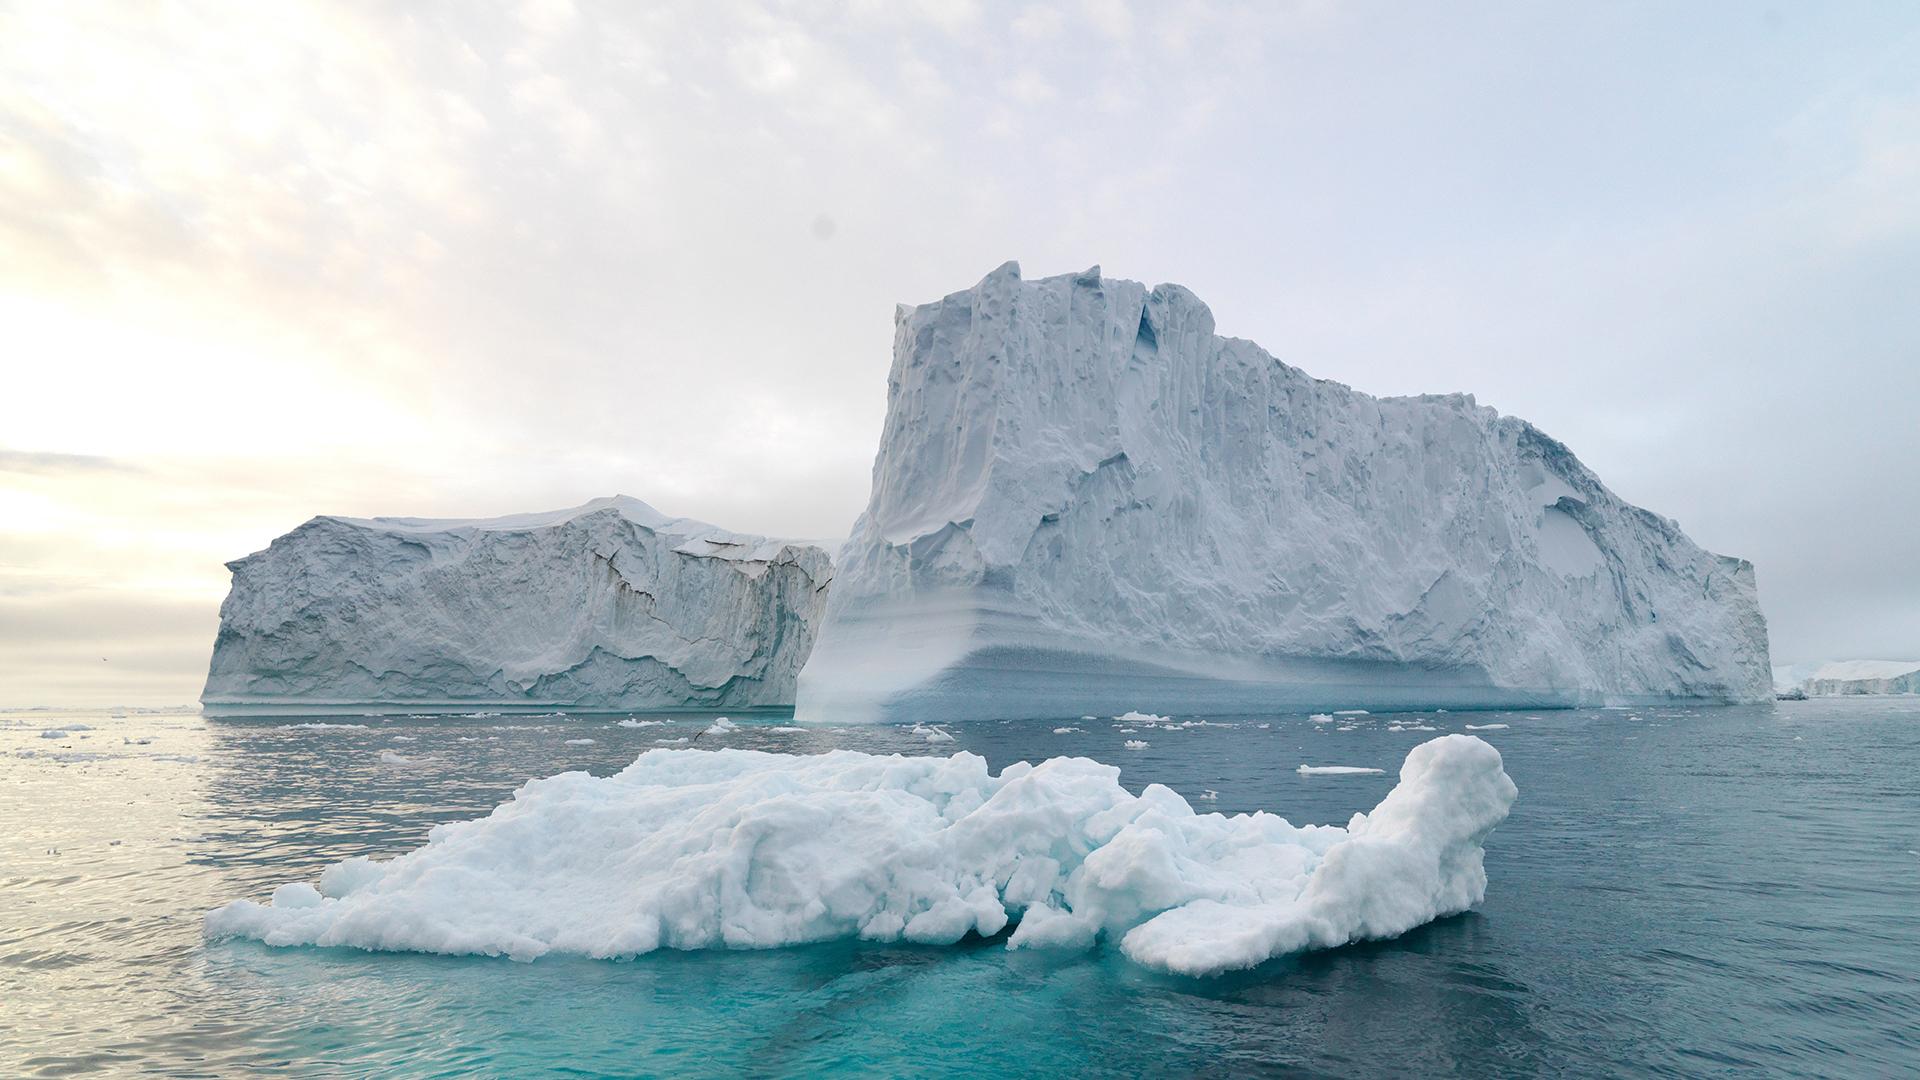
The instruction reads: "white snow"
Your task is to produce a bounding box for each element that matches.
[203,496,833,715]
[1297,765,1386,776]
[206,735,1515,976]
[1463,723,1509,731]
[793,263,1769,724]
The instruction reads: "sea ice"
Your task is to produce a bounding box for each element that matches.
[1464,724,1509,731]
[205,736,1516,976]
[1298,765,1386,776]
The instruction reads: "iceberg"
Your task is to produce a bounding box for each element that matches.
[202,497,832,715]
[205,734,1516,976]
[1801,660,1920,696]
[795,262,1771,722]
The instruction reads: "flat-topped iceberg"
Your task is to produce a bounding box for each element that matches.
[1801,660,1920,696]
[795,262,1771,722]
[205,734,1517,976]
[201,497,831,715]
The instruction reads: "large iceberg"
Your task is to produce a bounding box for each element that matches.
[1801,660,1920,696]
[796,262,1770,722]
[201,497,831,715]
[205,734,1517,976]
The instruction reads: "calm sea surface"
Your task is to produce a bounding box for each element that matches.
[3,699,1916,1077]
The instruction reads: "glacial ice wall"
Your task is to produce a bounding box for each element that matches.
[202,497,831,714]
[205,735,1518,976]
[795,262,1771,722]
[1802,660,1920,696]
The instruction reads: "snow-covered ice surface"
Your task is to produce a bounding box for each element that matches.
[202,497,833,716]
[795,263,1770,723]
[206,735,1515,976]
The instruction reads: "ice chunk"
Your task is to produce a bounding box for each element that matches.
[702,718,738,738]
[794,264,1770,723]
[205,736,1514,975]
[1463,723,1509,731]
[1124,740,1150,750]
[378,749,410,765]
[202,497,833,715]
[1297,764,1385,776]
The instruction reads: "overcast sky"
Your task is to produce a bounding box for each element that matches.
[3,0,1917,705]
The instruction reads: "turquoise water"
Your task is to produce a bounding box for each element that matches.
[3,700,1916,1076]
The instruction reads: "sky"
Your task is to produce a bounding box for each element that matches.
[2,0,1917,705]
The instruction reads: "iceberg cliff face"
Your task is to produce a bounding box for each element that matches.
[795,262,1771,722]
[202,497,831,715]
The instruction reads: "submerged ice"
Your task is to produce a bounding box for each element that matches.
[205,734,1516,976]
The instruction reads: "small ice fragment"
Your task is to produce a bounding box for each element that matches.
[378,749,410,765]
[39,730,68,739]
[284,722,369,730]
[616,718,666,728]
[1463,723,1508,731]
[391,735,417,742]
[703,718,738,737]
[1052,727,1080,734]
[1114,711,1169,726]
[1309,714,1334,724]
[1197,789,1219,801]
[564,738,596,746]
[1333,710,1369,716]
[1124,740,1150,750]
[1297,764,1385,776]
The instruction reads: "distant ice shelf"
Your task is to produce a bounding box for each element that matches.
[793,262,1771,722]
[201,497,832,716]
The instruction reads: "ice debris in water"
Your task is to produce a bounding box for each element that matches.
[1309,714,1335,724]
[1464,723,1509,731]
[1298,764,1386,776]
[1124,740,1151,750]
[378,750,410,765]
[1114,711,1170,726]
[702,718,737,738]
[911,724,955,744]
[565,738,596,746]
[616,718,667,728]
[284,723,368,731]
[206,735,1516,976]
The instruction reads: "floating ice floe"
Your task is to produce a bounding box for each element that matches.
[615,718,667,728]
[378,750,410,765]
[1297,764,1386,776]
[1309,714,1335,724]
[1053,727,1082,735]
[1114,711,1170,727]
[702,718,738,738]
[205,735,1516,976]
[283,723,369,731]
[1463,723,1509,731]
[1123,740,1151,750]
[564,738,596,746]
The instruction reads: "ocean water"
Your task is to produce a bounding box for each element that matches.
[3,700,1916,1077]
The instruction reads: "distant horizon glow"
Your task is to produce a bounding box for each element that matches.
[3,1,1918,704]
